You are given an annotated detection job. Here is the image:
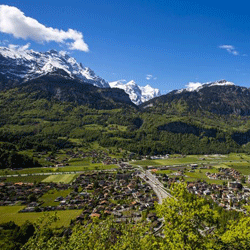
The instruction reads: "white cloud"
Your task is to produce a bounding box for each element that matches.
[146,74,157,80]
[219,45,239,55]
[0,5,89,52]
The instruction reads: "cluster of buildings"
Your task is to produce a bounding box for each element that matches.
[206,168,242,181]
[186,181,250,212]
[0,182,70,208]
[73,172,158,221]
[44,149,123,167]
[0,172,160,223]
[151,163,250,212]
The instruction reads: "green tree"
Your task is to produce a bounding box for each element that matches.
[155,183,220,250]
[23,216,160,250]
[220,211,250,249]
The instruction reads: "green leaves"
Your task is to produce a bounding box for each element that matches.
[156,183,220,250]
[221,216,250,249]
[23,216,159,250]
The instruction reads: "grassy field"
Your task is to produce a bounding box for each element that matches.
[183,168,222,184]
[131,156,208,166]
[157,167,226,185]
[224,162,250,175]
[183,177,224,185]
[57,164,118,171]
[0,206,82,227]
[67,158,92,166]
[42,174,78,183]
[0,164,118,177]
[155,170,174,175]
[1,175,47,183]
[131,153,250,169]
[39,189,72,207]
[185,168,219,178]
[212,164,230,169]
[0,167,58,176]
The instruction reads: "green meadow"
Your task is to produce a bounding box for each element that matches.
[135,153,250,185]
[224,162,250,175]
[42,174,78,183]
[0,206,82,227]
[131,153,250,168]
[0,163,118,177]
[1,175,47,183]
[39,189,72,207]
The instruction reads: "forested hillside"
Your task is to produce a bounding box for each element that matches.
[2,78,250,162]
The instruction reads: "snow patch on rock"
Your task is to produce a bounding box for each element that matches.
[177,80,235,93]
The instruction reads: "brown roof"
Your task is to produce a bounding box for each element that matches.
[90,213,101,218]
[100,200,109,204]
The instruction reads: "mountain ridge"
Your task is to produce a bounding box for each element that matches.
[0,46,110,88]
[140,80,250,116]
[0,46,160,105]
[12,73,136,109]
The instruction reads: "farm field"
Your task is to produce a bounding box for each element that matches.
[131,153,250,168]
[1,175,47,183]
[157,167,225,185]
[224,162,250,175]
[59,162,118,170]
[42,174,78,183]
[155,170,174,175]
[0,167,54,176]
[0,206,82,227]
[183,177,224,185]
[183,168,224,184]
[39,189,72,207]
[185,168,219,177]
[0,164,118,177]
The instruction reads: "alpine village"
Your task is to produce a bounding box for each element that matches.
[1,3,250,249]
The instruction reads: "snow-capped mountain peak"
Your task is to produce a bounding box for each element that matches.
[140,84,161,96]
[109,80,161,105]
[209,79,234,87]
[127,80,136,85]
[0,46,160,104]
[177,80,235,93]
[0,46,109,88]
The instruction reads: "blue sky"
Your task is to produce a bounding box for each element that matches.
[0,0,250,92]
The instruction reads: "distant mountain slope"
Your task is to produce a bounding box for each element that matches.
[1,74,250,155]
[0,72,135,109]
[109,80,160,105]
[140,80,250,116]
